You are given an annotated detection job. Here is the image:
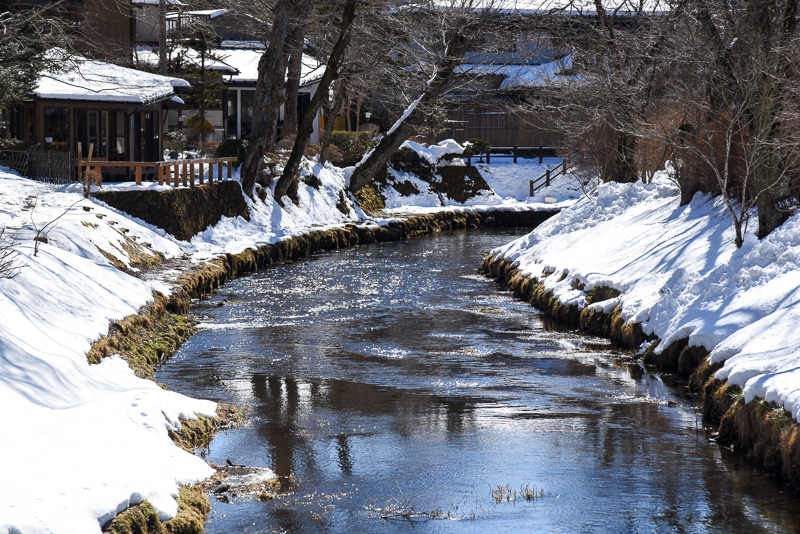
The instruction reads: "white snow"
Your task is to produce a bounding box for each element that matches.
[137,47,324,86]
[457,54,574,89]
[492,169,800,422]
[11,137,796,531]
[35,50,189,104]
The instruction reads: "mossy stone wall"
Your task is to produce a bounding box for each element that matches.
[94,181,250,241]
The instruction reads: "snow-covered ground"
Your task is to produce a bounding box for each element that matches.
[492,169,800,422]
[0,141,573,533]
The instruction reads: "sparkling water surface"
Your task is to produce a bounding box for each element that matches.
[157,228,800,533]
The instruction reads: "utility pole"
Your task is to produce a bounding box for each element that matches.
[159,0,167,75]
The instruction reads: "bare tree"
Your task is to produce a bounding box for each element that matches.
[688,0,800,239]
[283,0,315,139]
[0,229,21,280]
[0,2,69,111]
[348,0,513,193]
[235,0,293,197]
[273,0,360,202]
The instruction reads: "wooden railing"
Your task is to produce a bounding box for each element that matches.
[77,141,238,188]
[462,145,567,166]
[529,158,577,196]
[78,158,239,187]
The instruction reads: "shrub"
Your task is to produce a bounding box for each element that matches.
[463,138,491,157]
[304,144,321,158]
[325,145,346,166]
[330,131,375,166]
[302,173,322,189]
[199,141,219,157]
[216,138,248,162]
[275,138,295,151]
[359,123,380,136]
[186,114,214,143]
[164,131,188,157]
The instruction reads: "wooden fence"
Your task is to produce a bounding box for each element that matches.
[78,157,239,187]
[28,149,74,184]
[529,158,577,196]
[461,145,567,165]
[437,109,564,148]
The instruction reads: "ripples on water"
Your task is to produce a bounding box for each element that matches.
[157,228,800,534]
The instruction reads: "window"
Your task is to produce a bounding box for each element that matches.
[225,90,237,139]
[240,91,254,139]
[76,110,109,158]
[44,108,69,151]
[113,110,126,159]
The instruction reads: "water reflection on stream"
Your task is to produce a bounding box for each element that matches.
[157,228,800,533]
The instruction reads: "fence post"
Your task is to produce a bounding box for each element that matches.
[530,179,534,197]
[208,161,214,183]
[182,162,188,187]
[563,159,568,173]
[158,165,164,186]
[513,146,518,164]
[219,160,224,180]
[135,165,142,186]
[198,162,203,185]
[467,155,471,166]
[226,159,232,179]
[546,169,550,187]
[539,145,543,164]
[486,151,491,164]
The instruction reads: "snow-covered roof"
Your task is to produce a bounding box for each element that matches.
[429,0,668,15]
[34,50,190,105]
[166,8,227,19]
[132,0,183,6]
[138,46,325,87]
[458,54,574,89]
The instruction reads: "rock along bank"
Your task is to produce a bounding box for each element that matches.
[481,255,800,490]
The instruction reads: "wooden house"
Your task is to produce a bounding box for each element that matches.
[5,50,188,177]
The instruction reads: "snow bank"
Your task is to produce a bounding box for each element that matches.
[493,171,800,421]
[378,140,582,212]
[0,173,214,533]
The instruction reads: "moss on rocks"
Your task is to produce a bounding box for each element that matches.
[481,253,800,489]
[103,485,211,534]
[87,293,196,380]
[353,183,386,213]
[94,182,250,241]
[169,404,244,454]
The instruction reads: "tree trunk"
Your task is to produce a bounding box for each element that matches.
[615,132,638,183]
[320,80,347,164]
[284,0,312,139]
[349,33,472,193]
[240,0,291,197]
[349,119,417,193]
[283,25,304,139]
[265,45,291,153]
[273,0,357,202]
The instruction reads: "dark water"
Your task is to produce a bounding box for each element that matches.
[157,228,800,534]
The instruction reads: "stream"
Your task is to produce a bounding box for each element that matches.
[156,227,800,533]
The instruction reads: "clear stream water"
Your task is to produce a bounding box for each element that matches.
[156,228,800,534]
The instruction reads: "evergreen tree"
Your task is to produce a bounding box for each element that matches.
[0,2,67,109]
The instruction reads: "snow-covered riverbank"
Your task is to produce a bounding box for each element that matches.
[491,170,800,422]
[0,145,578,533]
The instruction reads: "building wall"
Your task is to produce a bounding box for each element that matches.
[437,108,564,149]
[76,0,134,65]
